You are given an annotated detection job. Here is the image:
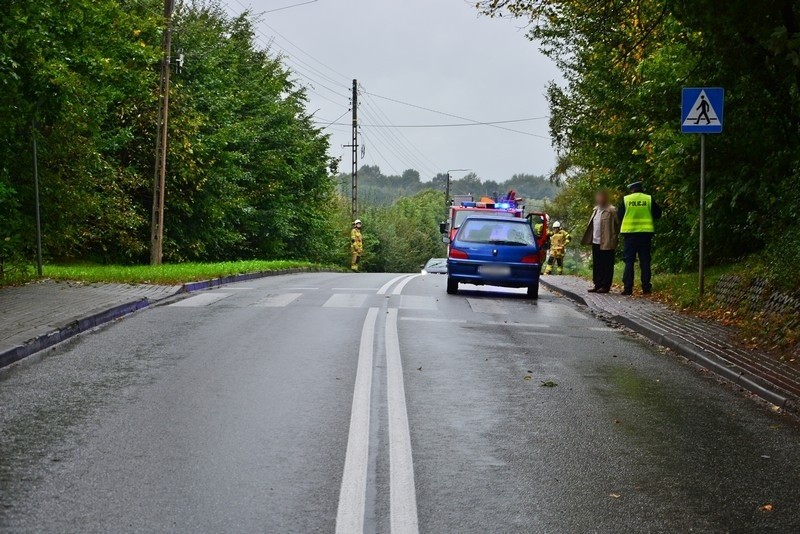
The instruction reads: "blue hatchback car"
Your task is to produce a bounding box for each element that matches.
[446,215,540,299]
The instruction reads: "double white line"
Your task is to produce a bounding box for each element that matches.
[336,275,420,533]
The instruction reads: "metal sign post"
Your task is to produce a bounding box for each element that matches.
[681,87,724,296]
[31,119,43,276]
[699,133,705,295]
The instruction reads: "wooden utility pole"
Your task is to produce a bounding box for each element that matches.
[150,0,175,265]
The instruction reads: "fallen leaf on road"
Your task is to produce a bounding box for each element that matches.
[769,424,781,430]
[540,380,558,387]
[759,504,774,512]
[417,366,423,371]
[613,419,622,425]
[761,455,771,459]
[609,493,621,499]
[523,374,533,381]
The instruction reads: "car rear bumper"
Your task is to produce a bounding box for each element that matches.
[447,259,540,288]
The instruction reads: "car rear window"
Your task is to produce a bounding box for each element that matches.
[454,210,512,229]
[425,258,447,268]
[458,219,535,246]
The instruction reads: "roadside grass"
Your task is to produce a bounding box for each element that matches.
[42,260,331,285]
[0,263,35,286]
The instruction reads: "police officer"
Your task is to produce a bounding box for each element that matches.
[350,220,363,272]
[544,221,571,275]
[618,181,661,295]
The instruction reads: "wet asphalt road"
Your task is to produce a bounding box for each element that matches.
[1,272,799,533]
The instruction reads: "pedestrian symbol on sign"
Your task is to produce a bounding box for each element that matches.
[683,91,719,127]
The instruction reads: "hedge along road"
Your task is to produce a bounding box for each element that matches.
[0,271,799,532]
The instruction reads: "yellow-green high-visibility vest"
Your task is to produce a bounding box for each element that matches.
[620,192,655,233]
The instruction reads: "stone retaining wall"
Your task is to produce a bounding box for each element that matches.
[713,275,800,351]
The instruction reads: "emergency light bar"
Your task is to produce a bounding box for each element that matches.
[460,201,518,210]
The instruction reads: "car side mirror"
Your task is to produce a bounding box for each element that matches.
[442,235,451,244]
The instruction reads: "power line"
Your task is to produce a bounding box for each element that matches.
[359,111,431,175]
[359,86,441,175]
[317,109,351,129]
[229,0,350,84]
[360,106,438,177]
[262,0,319,14]
[217,2,350,109]
[359,129,401,176]
[316,117,549,128]
[362,90,551,139]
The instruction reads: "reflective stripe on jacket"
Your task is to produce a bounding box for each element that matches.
[620,193,655,233]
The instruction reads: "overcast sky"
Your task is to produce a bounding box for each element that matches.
[237,0,561,181]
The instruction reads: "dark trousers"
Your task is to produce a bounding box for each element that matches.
[591,245,615,290]
[622,233,653,292]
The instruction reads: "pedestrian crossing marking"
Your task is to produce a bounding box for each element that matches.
[254,293,302,307]
[323,293,368,308]
[399,295,437,310]
[467,298,508,314]
[170,292,232,307]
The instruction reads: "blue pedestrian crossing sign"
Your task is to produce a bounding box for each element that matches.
[682,87,724,134]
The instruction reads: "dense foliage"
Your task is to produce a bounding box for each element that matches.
[477,0,800,278]
[337,166,559,207]
[358,189,448,273]
[0,0,338,271]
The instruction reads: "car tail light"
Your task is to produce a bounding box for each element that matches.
[521,254,539,264]
[449,248,469,259]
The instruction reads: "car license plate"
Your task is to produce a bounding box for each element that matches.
[479,265,511,277]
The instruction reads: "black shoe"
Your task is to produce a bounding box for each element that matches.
[621,290,633,296]
[588,287,599,293]
[596,287,610,294]
[643,288,652,295]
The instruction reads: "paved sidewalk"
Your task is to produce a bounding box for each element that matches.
[1,281,181,367]
[540,275,800,412]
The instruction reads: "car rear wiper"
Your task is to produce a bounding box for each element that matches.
[487,240,528,246]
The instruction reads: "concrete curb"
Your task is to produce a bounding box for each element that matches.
[540,278,796,413]
[0,267,332,370]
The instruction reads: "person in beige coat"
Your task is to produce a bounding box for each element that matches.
[581,190,620,293]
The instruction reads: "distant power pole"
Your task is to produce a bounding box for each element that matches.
[150,0,175,266]
[350,79,358,220]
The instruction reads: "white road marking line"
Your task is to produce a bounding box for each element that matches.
[253,293,302,307]
[332,288,381,291]
[377,274,413,295]
[518,331,567,338]
[398,317,551,330]
[335,308,379,534]
[385,308,419,534]
[169,292,232,307]
[222,287,255,290]
[589,327,617,332]
[485,321,550,329]
[400,317,468,324]
[392,274,421,295]
[323,293,369,308]
[467,298,509,315]
[285,287,319,290]
[399,295,437,310]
